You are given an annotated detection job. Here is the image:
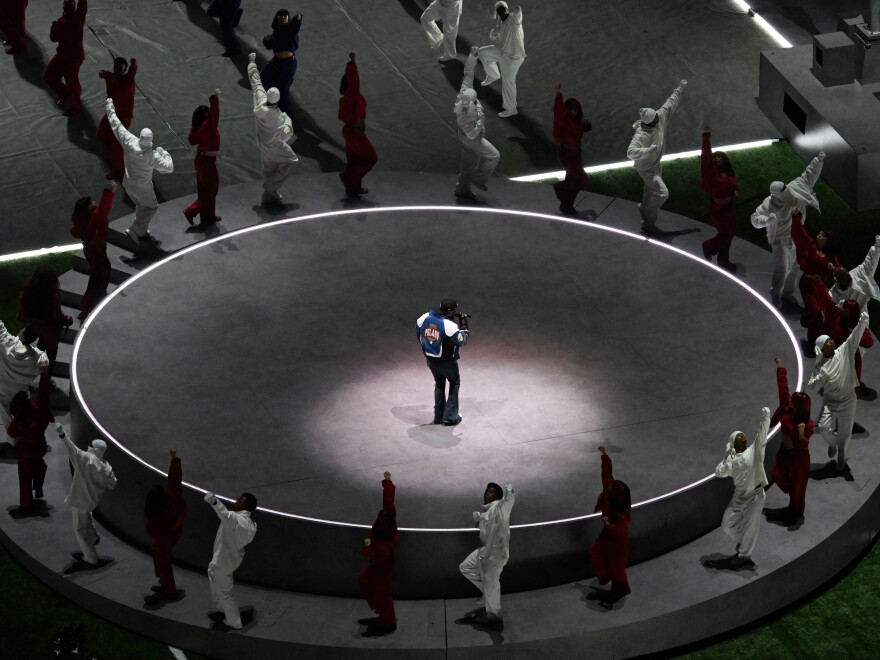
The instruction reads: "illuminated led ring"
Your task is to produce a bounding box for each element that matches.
[71,205,804,531]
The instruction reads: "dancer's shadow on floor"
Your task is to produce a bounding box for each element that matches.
[63,555,113,576]
[643,227,701,243]
[7,501,52,519]
[572,582,628,612]
[763,506,805,530]
[810,461,855,482]
[699,553,758,576]
[11,36,48,91]
[0,443,17,462]
[453,607,505,645]
[208,606,255,631]
[252,202,301,223]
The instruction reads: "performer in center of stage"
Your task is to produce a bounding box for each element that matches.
[454,46,499,200]
[589,446,631,605]
[699,125,738,272]
[416,298,469,426]
[705,405,771,569]
[359,471,398,637]
[627,79,687,235]
[338,52,378,199]
[248,52,298,207]
[552,83,592,217]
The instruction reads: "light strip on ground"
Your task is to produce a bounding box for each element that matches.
[0,243,81,264]
[732,0,793,48]
[510,139,779,182]
[71,205,802,531]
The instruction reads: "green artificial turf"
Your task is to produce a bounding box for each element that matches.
[0,543,208,659]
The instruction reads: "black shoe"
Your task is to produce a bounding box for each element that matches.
[701,244,713,262]
[442,417,462,426]
[559,204,579,217]
[853,422,867,435]
[455,190,476,200]
[718,259,737,274]
[472,613,503,628]
[346,187,368,198]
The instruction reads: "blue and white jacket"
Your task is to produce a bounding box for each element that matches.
[416,310,468,361]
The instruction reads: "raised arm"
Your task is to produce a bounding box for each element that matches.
[843,311,871,358]
[247,58,267,108]
[206,93,220,132]
[167,452,182,497]
[105,99,140,151]
[126,58,138,83]
[599,450,614,493]
[460,47,478,93]
[699,130,715,193]
[345,59,360,98]
[790,211,812,265]
[756,406,771,448]
[381,475,396,513]
[205,493,238,522]
[794,153,825,191]
[77,0,88,21]
[498,482,516,516]
[659,80,687,117]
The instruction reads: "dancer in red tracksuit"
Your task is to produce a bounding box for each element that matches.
[6,372,52,515]
[552,84,591,217]
[43,0,87,115]
[339,53,378,199]
[18,266,72,374]
[1,0,29,54]
[768,357,813,525]
[359,472,397,636]
[700,126,738,273]
[589,447,631,604]
[184,90,222,228]
[70,182,116,321]
[791,209,841,350]
[143,450,187,605]
[96,57,138,179]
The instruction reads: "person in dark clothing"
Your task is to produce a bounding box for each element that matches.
[70,182,116,321]
[43,0,87,115]
[415,298,469,425]
[588,447,631,606]
[207,0,243,57]
[261,9,302,117]
[359,472,398,637]
[183,90,222,228]
[144,450,187,605]
[17,266,72,375]
[6,372,53,515]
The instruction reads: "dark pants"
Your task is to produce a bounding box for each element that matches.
[151,534,180,597]
[553,147,589,209]
[18,453,46,509]
[427,359,460,424]
[207,0,242,54]
[81,244,111,318]
[260,56,297,117]
[701,201,736,264]
[43,55,83,111]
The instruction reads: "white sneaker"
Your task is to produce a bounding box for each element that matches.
[498,109,518,118]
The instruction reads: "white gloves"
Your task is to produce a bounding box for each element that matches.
[818,151,826,162]
[204,492,216,504]
[761,406,771,419]
[54,422,66,438]
[505,483,514,495]
[470,46,479,57]
[472,511,481,522]
[679,79,688,88]
[248,52,256,63]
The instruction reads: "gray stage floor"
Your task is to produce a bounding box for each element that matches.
[74,197,798,528]
[0,0,826,253]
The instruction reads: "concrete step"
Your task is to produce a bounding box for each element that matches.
[71,253,132,285]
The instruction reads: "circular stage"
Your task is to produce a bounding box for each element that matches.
[71,204,801,596]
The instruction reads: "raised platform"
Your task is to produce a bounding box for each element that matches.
[3,172,879,658]
[69,174,803,598]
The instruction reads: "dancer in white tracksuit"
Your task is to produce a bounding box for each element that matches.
[56,423,117,566]
[459,482,515,626]
[809,310,870,471]
[421,0,462,62]
[477,2,525,118]
[247,53,299,207]
[0,322,48,431]
[105,98,174,245]
[454,46,500,200]
[626,80,687,235]
[204,491,257,629]
[750,152,825,307]
[831,235,880,310]
[714,406,771,567]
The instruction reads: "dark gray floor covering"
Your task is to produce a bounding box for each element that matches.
[1,0,815,254]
